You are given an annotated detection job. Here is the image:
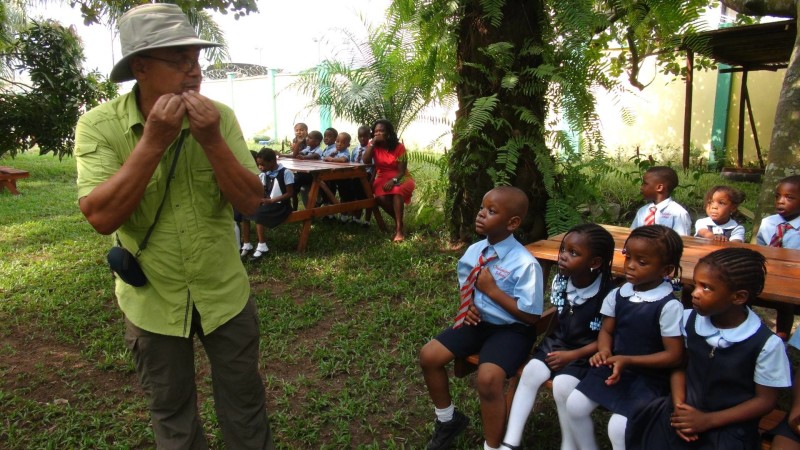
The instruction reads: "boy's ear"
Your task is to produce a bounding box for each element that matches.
[506,215,522,232]
[655,182,666,193]
[732,289,749,306]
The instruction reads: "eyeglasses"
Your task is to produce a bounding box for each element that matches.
[139,55,200,73]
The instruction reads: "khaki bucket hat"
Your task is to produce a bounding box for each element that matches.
[110,3,221,82]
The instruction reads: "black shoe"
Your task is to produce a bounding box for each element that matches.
[426,410,468,450]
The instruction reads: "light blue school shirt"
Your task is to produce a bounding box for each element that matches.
[631,197,692,236]
[299,145,323,158]
[458,234,543,325]
[756,214,800,248]
[322,144,337,158]
[326,147,350,161]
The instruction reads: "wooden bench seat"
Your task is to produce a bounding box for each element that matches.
[0,166,30,195]
[760,409,787,450]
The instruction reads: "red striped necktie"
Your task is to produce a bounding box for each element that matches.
[769,222,792,247]
[644,206,657,226]
[453,248,498,329]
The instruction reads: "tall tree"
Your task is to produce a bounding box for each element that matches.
[721,0,800,234]
[394,0,712,243]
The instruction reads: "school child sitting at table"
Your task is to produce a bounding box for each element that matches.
[322,132,353,218]
[694,185,745,242]
[627,248,791,450]
[419,186,544,450]
[766,328,800,449]
[346,125,372,226]
[756,175,800,248]
[322,127,338,157]
[756,174,800,339]
[631,166,692,236]
[241,148,294,261]
[501,223,615,450]
[289,122,308,157]
[288,130,322,208]
[566,225,685,450]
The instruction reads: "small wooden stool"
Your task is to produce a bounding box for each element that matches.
[0,166,30,195]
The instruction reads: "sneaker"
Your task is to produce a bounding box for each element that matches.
[426,410,468,450]
[240,243,253,258]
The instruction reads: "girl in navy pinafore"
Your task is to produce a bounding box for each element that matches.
[502,224,615,450]
[628,248,791,450]
[565,225,686,450]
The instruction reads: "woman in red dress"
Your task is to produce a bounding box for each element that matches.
[363,119,416,242]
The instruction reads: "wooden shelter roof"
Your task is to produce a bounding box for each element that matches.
[690,19,795,70]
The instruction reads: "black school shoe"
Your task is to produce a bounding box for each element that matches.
[426,410,468,450]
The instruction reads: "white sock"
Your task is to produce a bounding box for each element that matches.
[552,374,581,450]
[484,442,500,450]
[503,359,551,446]
[434,404,454,423]
[256,242,268,252]
[565,390,599,450]
[607,414,627,450]
[241,242,253,250]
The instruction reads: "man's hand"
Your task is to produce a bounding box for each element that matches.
[182,90,223,148]
[143,93,185,150]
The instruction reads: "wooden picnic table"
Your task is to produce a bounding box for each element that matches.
[0,166,30,195]
[527,224,800,334]
[278,158,386,252]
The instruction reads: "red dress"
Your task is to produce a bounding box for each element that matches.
[372,142,415,204]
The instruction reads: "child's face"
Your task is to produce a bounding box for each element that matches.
[475,190,516,242]
[622,237,672,291]
[775,182,800,221]
[323,131,336,146]
[639,173,660,201]
[358,129,370,146]
[257,158,276,172]
[294,125,308,140]
[335,133,350,151]
[306,135,321,148]
[558,232,600,283]
[705,191,736,224]
[690,263,743,318]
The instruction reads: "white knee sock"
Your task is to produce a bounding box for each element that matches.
[552,374,580,450]
[607,414,627,450]
[565,390,599,450]
[503,359,551,446]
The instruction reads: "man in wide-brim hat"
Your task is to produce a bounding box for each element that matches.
[74,4,274,448]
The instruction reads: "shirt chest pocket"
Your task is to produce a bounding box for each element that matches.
[489,265,515,293]
[192,168,225,216]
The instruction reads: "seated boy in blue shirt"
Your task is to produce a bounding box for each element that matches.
[321,127,338,158]
[630,165,692,236]
[419,186,544,450]
[756,175,800,248]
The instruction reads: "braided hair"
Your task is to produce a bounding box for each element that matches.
[697,248,766,303]
[563,223,615,294]
[626,225,684,282]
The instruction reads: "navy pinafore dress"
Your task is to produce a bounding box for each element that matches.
[627,310,773,450]
[575,289,674,417]
[533,274,605,379]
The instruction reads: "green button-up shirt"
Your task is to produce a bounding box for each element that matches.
[75,87,258,337]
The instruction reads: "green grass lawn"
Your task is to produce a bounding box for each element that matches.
[1,152,789,449]
[0,153,570,449]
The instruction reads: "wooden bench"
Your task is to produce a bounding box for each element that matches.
[0,166,30,195]
[760,409,787,450]
[453,307,560,417]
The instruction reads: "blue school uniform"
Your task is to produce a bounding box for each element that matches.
[693,216,745,241]
[575,282,682,417]
[631,198,692,236]
[756,214,800,248]
[628,309,790,449]
[533,274,606,379]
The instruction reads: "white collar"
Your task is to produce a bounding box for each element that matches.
[566,275,601,306]
[652,197,673,211]
[620,281,672,303]
[704,217,738,228]
[690,308,761,348]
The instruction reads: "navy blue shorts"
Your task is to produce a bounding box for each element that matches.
[435,322,536,378]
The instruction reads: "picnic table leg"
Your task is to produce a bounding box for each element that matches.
[1,179,20,195]
[297,179,322,252]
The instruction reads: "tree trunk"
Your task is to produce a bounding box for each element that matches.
[446,0,549,244]
[721,1,800,238]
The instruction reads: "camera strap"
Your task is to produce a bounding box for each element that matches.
[114,132,186,257]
